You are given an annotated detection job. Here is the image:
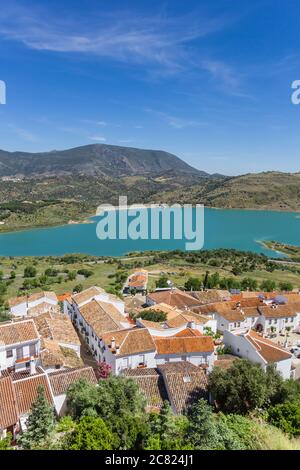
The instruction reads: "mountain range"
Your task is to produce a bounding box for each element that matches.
[0,144,299,232]
[0,144,209,178]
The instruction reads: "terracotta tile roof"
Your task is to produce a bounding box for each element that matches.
[57,293,72,302]
[32,312,80,346]
[79,299,125,338]
[8,295,27,308]
[147,289,201,310]
[157,362,208,414]
[245,330,292,363]
[215,306,260,322]
[143,303,209,325]
[102,327,156,357]
[40,338,83,369]
[174,328,202,337]
[72,286,104,306]
[27,302,60,317]
[124,296,146,312]
[258,304,298,318]
[0,320,39,346]
[136,318,167,330]
[123,368,168,409]
[13,373,54,415]
[190,290,225,304]
[214,354,239,370]
[198,299,261,316]
[127,272,148,288]
[8,291,58,309]
[48,367,97,396]
[283,293,300,303]
[28,291,58,304]
[154,336,214,355]
[1,367,44,382]
[143,303,178,316]
[166,312,208,328]
[0,376,19,429]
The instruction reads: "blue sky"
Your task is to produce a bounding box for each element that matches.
[0,0,300,175]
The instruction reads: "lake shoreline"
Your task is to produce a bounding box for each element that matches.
[0,207,300,258]
[1,204,300,235]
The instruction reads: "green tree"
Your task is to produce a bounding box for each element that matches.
[138,309,167,322]
[155,276,169,288]
[67,376,148,450]
[260,280,276,292]
[241,277,258,291]
[18,385,55,449]
[188,398,220,449]
[184,277,202,291]
[45,268,59,277]
[24,266,37,278]
[73,284,83,293]
[232,265,242,276]
[279,282,294,292]
[208,359,283,414]
[67,271,77,281]
[203,271,210,289]
[267,403,300,437]
[0,433,12,450]
[65,416,114,450]
[145,401,193,450]
[280,379,300,405]
[207,272,220,289]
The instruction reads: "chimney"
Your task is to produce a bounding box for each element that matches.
[111,337,116,350]
[115,345,120,355]
[30,356,36,375]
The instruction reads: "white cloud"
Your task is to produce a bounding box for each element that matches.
[0,4,231,79]
[145,109,207,129]
[118,139,134,144]
[81,119,107,127]
[8,124,38,142]
[88,135,106,142]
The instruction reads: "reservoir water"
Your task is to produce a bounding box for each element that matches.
[0,208,299,257]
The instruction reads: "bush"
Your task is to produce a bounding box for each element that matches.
[208,360,284,414]
[138,309,167,322]
[267,403,300,437]
[24,266,37,278]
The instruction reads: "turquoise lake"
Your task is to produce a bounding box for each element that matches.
[0,208,299,257]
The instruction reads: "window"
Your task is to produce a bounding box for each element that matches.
[29,344,36,357]
[138,355,145,365]
[16,347,23,360]
[274,319,277,324]
[6,349,13,358]
[122,357,129,368]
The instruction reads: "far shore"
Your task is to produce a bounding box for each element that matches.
[1,204,300,236]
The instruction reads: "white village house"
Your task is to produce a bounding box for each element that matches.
[223,329,293,379]
[0,320,40,373]
[9,291,58,317]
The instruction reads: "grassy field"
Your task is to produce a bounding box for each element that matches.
[1,249,300,310]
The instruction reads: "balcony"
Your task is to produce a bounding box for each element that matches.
[15,355,38,364]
